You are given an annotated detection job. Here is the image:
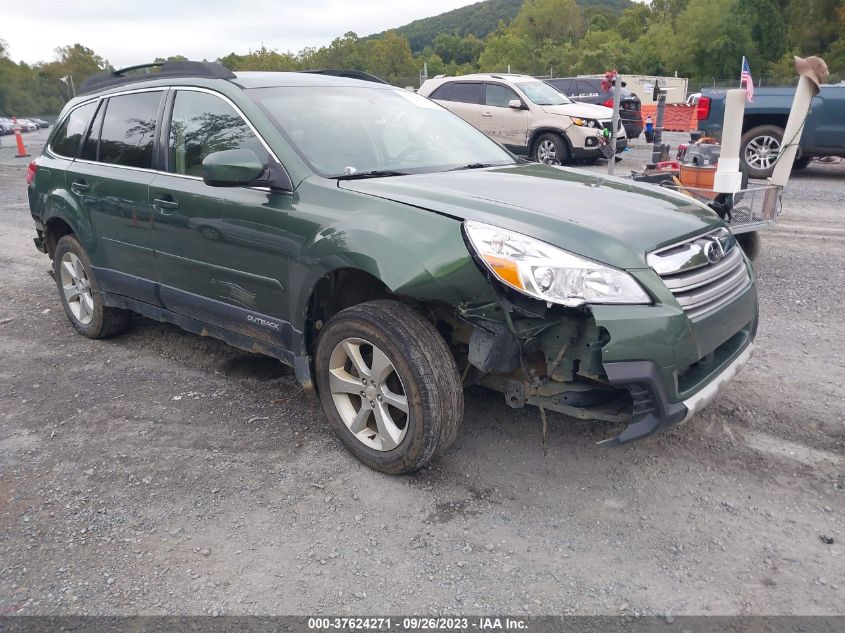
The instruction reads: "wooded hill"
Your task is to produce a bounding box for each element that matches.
[365,0,634,52]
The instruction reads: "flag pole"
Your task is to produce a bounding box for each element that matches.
[740,56,745,87]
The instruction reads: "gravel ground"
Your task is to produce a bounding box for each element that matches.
[0,129,843,616]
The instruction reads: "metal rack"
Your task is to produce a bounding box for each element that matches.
[659,182,783,235]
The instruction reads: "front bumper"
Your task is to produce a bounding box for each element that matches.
[598,341,754,446]
[570,135,628,160]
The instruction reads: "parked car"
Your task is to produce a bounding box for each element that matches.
[546,76,643,139]
[418,73,626,164]
[697,84,845,177]
[18,119,38,132]
[0,118,14,135]
[28,61,757,474]
[30,118,50,128]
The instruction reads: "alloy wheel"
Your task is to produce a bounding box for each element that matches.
[59,251,94,325]
[537,139,561,165]
[745,134,781,170]
[327,337,409,451]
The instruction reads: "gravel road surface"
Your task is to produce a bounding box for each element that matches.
[1,130,843,616]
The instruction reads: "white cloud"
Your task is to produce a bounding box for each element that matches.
[4,0,481,67]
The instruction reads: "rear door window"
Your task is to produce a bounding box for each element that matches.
[449,83,482,104]
[98,91,162,169]
[49,101,97,158]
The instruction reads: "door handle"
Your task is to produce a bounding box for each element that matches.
[70,180,89,194]
[153,196,180,213]
[481,111,493,117]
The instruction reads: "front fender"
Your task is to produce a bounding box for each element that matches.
[288,185,498,334]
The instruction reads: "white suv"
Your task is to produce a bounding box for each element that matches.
[418,73,626,165]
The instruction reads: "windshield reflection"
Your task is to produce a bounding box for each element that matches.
[248,86,515,178]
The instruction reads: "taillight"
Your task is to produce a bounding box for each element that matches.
[696,95,711,120]
[603,98,614,108]
[26,160,37,185]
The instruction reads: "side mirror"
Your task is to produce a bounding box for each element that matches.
[202,149,266,187]
[508,99,524,110]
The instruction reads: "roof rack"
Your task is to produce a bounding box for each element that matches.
[299,69,388,84]
[79,61,236,95]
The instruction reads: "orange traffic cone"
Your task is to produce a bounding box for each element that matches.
[12,117,30,158]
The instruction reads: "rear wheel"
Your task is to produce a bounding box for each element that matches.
[740,125,783,178]
[314,300,463,475]
[53,235,131,338]
[533,132,569,165]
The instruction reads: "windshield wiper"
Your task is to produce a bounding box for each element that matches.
[336,170,408,180]
[448,163,494,171]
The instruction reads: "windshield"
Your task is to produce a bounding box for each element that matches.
[247,86,515,178]
[515,80,572,106]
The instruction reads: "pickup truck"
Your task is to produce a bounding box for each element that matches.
[696,83,845,178]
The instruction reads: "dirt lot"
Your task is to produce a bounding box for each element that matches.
[1,130,843,616]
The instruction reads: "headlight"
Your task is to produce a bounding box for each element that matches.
[464,221,650,307]
[570,117,598,128]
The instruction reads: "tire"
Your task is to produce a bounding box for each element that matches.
[793,155,811,170]
[200,226,222,241]
[740,125,784,179]
[533,132,569,165]
[53,235,131,338]
[736,231,762,262]
[314,300,463,475]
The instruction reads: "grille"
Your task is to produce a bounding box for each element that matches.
[647,228,750,320]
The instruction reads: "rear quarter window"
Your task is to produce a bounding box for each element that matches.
[49,101,98,158]
[428,83,452,101]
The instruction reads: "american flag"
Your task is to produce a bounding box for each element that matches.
[741,57,754,102]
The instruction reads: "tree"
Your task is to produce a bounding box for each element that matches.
[786,0,843,56]
[219,46,298,71]
[571,30,632,74]
[363,31,417,86]
[512,0,583,44]
[616,4,651,41]
[665,0,755,81]
[47,44,110,89]
[478,31,535,73]
[737,0,788,66]
[432,33,485,65]
[301,32,367,70]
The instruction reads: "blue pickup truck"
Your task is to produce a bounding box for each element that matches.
[696,83,845,178]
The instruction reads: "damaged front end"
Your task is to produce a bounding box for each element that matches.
[436,289,636,443]
[439,259,757,447]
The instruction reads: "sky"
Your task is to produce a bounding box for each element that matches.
[2,0,484,67]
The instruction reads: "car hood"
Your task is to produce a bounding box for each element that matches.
[338,163,722,270]
[541,102,614,119]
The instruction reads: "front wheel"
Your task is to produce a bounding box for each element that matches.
[314,300,463,475]
[533,132,569,165]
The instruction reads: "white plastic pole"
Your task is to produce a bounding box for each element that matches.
[607,76,621,176]
[713,88,745,193]
[769,75,814,187]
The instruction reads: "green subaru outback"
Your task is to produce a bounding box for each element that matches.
[27,61,757,474]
